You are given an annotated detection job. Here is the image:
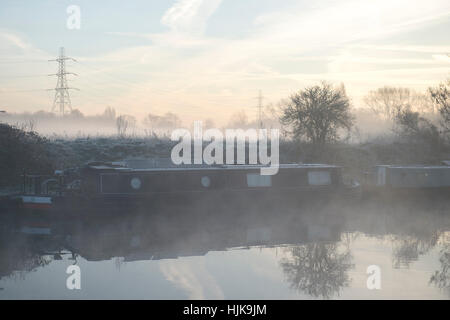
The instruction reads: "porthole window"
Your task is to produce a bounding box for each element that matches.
[130,177,142,190]
[201,176,211,188]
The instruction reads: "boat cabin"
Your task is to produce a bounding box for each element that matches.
[368,165,450,189]
[79,162,344,196]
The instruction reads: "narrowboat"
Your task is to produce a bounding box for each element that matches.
[363,163,450,200]
[3,160,361,216]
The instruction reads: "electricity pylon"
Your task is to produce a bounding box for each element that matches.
[256,90,264,129]
[48,47,78,115]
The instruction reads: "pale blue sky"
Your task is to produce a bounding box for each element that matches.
[0,0,449,123]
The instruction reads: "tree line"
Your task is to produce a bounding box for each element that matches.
[1,79,449,144]
[279,79,450,147]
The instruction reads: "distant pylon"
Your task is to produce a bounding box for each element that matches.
[256,90,264,129]
[48,47,78,115]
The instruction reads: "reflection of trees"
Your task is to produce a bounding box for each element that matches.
[430,238,450,294]
[14,255,52,280]
[0,229,54,281]
[391,234,439,269]
[280,243,353,299]
[0,252,52,281]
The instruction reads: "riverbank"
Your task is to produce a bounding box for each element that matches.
[1,122,449,189]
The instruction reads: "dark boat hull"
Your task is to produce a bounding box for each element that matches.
[362,186,450,202]
[2,185,360,218]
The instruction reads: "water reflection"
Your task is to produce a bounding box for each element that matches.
[280,243,353,299]
[0,198,449,299]
[346,199,450,298]
[392,235,439,269]
[430,236,450,296]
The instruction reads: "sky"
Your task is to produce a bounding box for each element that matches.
[0,0,449,125]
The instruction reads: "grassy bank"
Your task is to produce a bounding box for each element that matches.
[0,123,449,189]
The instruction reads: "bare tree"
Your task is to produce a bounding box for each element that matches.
[364,87,431,120]
[429,79,450,134]
[227,110,249,128]
[116,115,136,137]
[17,119,36,132]
[394,109,440,147]
[204,118,215,129]
[69,109,84,119]
[279,82,354,144]
[103,106,116,120]
[142,112,181,132]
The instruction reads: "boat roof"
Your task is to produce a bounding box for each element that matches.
[85,162,340,172]
[376,165,450,169]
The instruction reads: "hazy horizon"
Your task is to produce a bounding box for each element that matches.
[1,0,449,126]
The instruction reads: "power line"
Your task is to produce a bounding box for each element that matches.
[76,61,148,89]
[1,53,173,113]
[0,74,49,79]
[0,89,49,93]
[0,59,51,64]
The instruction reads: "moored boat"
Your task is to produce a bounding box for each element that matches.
[3,161,361,216]
[362,164,450,200]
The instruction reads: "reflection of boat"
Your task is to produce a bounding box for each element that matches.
[1,199,449,299]
[0,208,344,269]
[3,161,361,215]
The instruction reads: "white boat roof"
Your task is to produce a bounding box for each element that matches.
[87,163,340,172]
[377,165,450,169]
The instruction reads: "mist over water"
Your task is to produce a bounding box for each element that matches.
[0,196,449,300]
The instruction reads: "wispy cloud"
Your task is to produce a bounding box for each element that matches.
[1,0,449,120]
[353,44,450,54]
[161,0,223,34]
[432,54,450,63]
[0,31,30,50]
[159,259,224,299]
[0,29,51,62]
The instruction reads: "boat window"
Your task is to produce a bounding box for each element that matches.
[376,167,386,186]
[247,174,271,187]
[130,177,142,190]
[201,176,211,188]
[307,171,331,186]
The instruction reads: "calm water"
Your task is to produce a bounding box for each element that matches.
[0,199,449,299]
